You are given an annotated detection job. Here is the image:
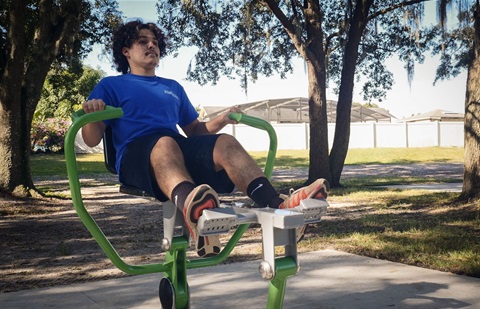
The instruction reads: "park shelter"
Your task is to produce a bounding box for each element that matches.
[399,109,464,123]
[203,97,396,123]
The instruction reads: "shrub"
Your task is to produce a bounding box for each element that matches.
[31,118,71,153]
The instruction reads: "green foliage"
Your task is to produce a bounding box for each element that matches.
[0,0,123,77]
[157,1,296,90]
[430,17,474,83]
[156,1,433,101]
[35,65,104,121]
[31,64,104,153]
[416,1,476,83]
[30,118,71,153]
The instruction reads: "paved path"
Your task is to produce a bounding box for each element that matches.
[1,249,479,308]
[380,182,463,192]
[272,163,463,181]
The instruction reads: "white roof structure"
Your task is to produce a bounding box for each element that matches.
[399,109,464,123]
[204,97,396,123]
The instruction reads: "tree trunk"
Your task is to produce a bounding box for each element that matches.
[460,2,480,201]
[0,0,83,196]
[306,59,331,184]
[302,2,331,185]
[329,0,374,187]
[0,0,34,196]
[0,103,34,196]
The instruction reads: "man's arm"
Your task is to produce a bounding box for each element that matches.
[182,106,241,136]
[81,99,107,147]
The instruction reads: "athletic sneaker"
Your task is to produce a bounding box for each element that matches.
[279,178,330,242]
[280,178,329,209]
[183,184,222,257]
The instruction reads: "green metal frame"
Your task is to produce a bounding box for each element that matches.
[64,106,296,308]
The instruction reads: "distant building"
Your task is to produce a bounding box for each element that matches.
[204,97,396,123]
[400,109,464,123]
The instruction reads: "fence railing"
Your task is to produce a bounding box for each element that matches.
[75,121,464,153]
[219,121,464,151]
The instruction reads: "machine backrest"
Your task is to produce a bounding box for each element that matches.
[103,126,118,175]
[102,126,151,197]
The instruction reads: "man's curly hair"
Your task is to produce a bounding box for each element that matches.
[112,19,167,74]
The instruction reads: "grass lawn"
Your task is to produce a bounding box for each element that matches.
[30,146,480,278]
[31,147,464,176]
[250,147,464,168]
[31,153,106,176]
[302,188,480,277]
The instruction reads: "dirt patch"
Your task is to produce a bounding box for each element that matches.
[0,175,267,293]
[0,164,463,293]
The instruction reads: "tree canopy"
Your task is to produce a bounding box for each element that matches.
[0,0,122,196]
[430,1,474,83]
[35,64,105,122]
[156,0,433,186]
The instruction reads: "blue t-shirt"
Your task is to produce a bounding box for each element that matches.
[88,73,199,172]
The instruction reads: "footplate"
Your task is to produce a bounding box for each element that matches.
[195,207,247,235]
[197,200,329,286]
[197,199,328,236]
[296,198,329,223]
[197,206,303,236]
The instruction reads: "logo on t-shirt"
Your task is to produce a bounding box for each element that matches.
[164,89,180,101]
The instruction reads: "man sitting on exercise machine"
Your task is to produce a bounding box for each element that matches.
[81,19,329,258]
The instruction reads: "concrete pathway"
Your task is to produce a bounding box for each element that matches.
[1,249,479,309]
[379,182,463,192]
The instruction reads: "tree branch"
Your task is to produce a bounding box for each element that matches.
[263,0,307,57]
[367,0,431,22]
[325,31,340,53]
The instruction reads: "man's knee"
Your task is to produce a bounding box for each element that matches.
[151,136,181,161]
[216,134,243,151]
[214,134,251,165]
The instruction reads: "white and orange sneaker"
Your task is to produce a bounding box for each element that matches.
[279,178,330,242]
[183,184,222,257]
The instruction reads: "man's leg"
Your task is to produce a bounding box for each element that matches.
[150,136,221,257]
[150,136,194,196]
[212,134,329,202]
[212,134,329,242]
[212,134,284,208]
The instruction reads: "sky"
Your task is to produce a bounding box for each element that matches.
[84,0,468,120]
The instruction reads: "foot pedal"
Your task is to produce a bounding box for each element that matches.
[297,199,329,223]
[197,207,238,235]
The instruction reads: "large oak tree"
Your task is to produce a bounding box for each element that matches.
[0,0,122,196]
[437,0,480,200]
[426,0,480,200]
[157,0,431,187]
[463,1,480,200]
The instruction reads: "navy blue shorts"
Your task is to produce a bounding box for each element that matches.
[119,131,235,201]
